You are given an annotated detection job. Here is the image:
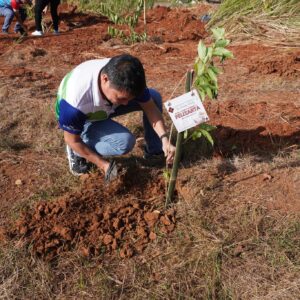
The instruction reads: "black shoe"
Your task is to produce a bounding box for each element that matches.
[14,28,27,36]
[66,145,90,176]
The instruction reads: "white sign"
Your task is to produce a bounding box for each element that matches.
[164,89,209,132]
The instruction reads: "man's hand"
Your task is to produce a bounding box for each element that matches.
[64,130,110,175]
[139,100,176,165]
[13,10,28,33]
[162,139,176,165]
[104,160,119,182]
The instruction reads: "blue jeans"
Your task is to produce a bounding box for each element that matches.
[0,6,27,32]
[81,88,163,157]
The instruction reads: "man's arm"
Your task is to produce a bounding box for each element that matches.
[139,99,176,164]
[64,131,110,173]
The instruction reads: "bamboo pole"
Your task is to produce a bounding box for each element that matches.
[144,0,146,25]
[165,70,193,207]
[143,0,147,40]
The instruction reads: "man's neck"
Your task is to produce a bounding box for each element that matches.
[98,70,113,106]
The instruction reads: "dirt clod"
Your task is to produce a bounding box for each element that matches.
[10,170,176,261]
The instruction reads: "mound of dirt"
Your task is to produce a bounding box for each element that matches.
[9,167,176,261]
[56,5,206,44]
[248,52,300,77]
[135,6,207,43]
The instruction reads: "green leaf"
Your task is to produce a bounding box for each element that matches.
[196,61,205,76]
[203,73,215,87]
[210,66,221,75]
[223,50,234,59]
[207,67,218,82]
[198,76,209,86]
[199,89,206,102]
[163,169,171,181]
[199,123,216,132]
[215,39,230,48]
[213,47,234,59]
[191,130,202,140]
[211,27,225,41]
[113,15,119,24]
[197,41,207,61]
[204,86,213,99]
[213,82,218,91]
[194,62,198,75]
[204,47,213,63]
[200,129,214,146]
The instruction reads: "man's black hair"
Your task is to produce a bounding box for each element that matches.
[101,54,146,98]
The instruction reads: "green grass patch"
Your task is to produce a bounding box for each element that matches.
[67,0,154,15]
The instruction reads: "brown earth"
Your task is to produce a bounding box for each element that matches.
[0,2,299,263]
[10,167,175,261]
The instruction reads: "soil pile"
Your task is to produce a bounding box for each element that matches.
[10,168,176,261]
[248,52,300,77]
[137,6,207,43]
[56,5,207,44]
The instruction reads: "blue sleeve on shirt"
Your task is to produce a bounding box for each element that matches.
[58,100,87,135]
[135,88,151,103]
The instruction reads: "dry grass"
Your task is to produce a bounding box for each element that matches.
[1,150,299,299]
[0,246,54,299]
[0,5,299,297]
[0,93,63,153]
[208,0,300,47]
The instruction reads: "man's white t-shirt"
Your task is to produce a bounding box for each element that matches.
[55,59,150,135]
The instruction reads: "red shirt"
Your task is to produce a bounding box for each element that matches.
[11,0,20,10]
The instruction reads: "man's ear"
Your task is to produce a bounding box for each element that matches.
[101,73,109,83]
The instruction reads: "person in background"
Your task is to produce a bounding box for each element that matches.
[55,54,176,182]
[31,0,60,36]
[0,0,30,35]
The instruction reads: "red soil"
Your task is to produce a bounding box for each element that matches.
[0,3,299,260]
